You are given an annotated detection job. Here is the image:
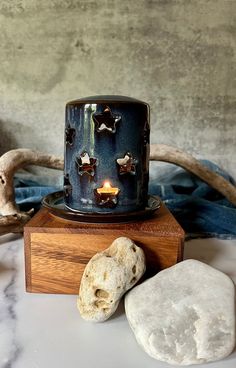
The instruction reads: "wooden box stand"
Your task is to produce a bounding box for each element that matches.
[24,203,185,294]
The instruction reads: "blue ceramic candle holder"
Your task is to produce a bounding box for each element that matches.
[64,95,150,214]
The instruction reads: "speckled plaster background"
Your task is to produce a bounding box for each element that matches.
[0,0,235,177]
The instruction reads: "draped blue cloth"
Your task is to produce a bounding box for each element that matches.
[149,161,236,238]
[14,160,236,238]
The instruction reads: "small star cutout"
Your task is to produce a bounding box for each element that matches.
[92,106,121,133]
[65,124,76,146]
[116,152,137,175]
[76,151,97,177]
[64,174,72,197]
[94,188,120,208]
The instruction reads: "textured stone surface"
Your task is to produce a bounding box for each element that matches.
[0,1,236,177]
[125,259,235,365]
[78,237,145,322]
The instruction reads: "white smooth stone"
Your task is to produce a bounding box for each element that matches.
[78,237,145,322]
[125,259,235,365]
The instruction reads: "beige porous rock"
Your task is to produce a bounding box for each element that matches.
[77,237,145,322]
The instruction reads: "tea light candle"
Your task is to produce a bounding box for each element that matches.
[94,181,120,208]
[96,181,120,195]
[64,95,150,214]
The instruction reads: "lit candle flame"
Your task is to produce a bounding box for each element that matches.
[96,181,120,195]
[103,181,111,189]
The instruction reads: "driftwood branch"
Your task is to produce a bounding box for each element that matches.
[0,149,63,216]
[150,144,236,206]
[0,149,63,235]
[0,210,34,236]
[0,145,236,236]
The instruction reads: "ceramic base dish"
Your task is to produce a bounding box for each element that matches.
[42,191,161,223]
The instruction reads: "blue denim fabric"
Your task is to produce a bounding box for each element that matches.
[14,178,59,212]
[149,160,236,238]
[14,160,236,238]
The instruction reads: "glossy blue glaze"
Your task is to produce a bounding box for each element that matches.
[64,95,150,213]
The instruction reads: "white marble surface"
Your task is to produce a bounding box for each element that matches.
[0,234,235,368]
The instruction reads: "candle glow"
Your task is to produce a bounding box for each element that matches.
[97,181,119,195]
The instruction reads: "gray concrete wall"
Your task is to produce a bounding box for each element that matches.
[0,0,235,177]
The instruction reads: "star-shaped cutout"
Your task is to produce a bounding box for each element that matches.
[64,174,72,197]
[116,152,137,175]
[92,106,121,133]
[76,151,97,177]
[65,124,76,146]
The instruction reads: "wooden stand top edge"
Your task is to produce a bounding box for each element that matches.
[24,203,185,238]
